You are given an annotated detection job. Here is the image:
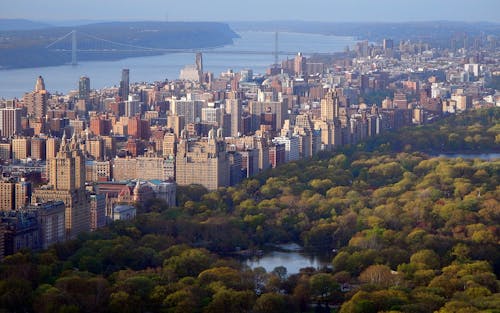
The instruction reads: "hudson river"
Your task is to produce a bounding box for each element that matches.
[0,31,356,99]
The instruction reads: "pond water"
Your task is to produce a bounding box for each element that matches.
[244,243,331,275]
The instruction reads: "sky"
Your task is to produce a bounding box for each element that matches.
[1,0,499,23]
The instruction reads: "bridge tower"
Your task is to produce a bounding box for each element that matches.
[71,30,77,66]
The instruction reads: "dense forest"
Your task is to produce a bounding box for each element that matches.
[0,108,499,313]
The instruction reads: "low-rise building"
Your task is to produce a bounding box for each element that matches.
[112,204,136,221]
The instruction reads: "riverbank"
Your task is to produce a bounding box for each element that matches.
[0,21,239,69]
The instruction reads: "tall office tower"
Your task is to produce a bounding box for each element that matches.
[227,99,242,137]
[32,132,90,239]
[78,76,90,100]
[320,90,340,122]
[119,69,130,100]
[23,76,48,118]
[0,107,22,138]
[196,52,204,82]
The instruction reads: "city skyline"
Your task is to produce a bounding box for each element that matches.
[1,0,500,23]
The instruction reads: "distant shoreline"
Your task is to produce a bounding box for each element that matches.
[0,21,239,70]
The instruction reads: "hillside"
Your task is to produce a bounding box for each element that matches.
[231,20,500,48]
[0,21,239,69]
[0,18,52,31]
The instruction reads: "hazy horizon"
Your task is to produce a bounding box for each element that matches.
[1,0,499,24]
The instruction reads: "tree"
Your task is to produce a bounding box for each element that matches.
[0,278,33,313]
[198,267,252,290]
[204,289,255,313]
[163,248,214,277]
[409,249,440,269]
[359,265,400,288]
[253,293,293,313]
[309,273,339,306]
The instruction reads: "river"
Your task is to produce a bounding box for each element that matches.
[0,31,356,99]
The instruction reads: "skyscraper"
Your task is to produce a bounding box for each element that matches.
[196,52,204,82]
[78,76,90,100]
[119,69,130,100]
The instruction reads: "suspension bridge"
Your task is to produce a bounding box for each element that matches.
[45,30,331,65]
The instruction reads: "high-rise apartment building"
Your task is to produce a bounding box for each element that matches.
[0,107,22,138]
[320,90,340,122]
[162,132,177,157]
[30,137,46,160]
[171,99,205,124]
[11,137,30,160]
[46,137,60,160]
[0,179,31,211]
[227,99,242,137]
[85,137,104,160]
[0,142,11,161]
[0,181,14,211]
[32,133,90,239]
[294,53,306,77]
[175,129,230,190]
[167,114,185,137]
[23,76,48,118]
[248,100,288,132]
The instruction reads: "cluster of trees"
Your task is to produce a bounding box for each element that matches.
[0,108,499,313]
[365,108,499,153]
